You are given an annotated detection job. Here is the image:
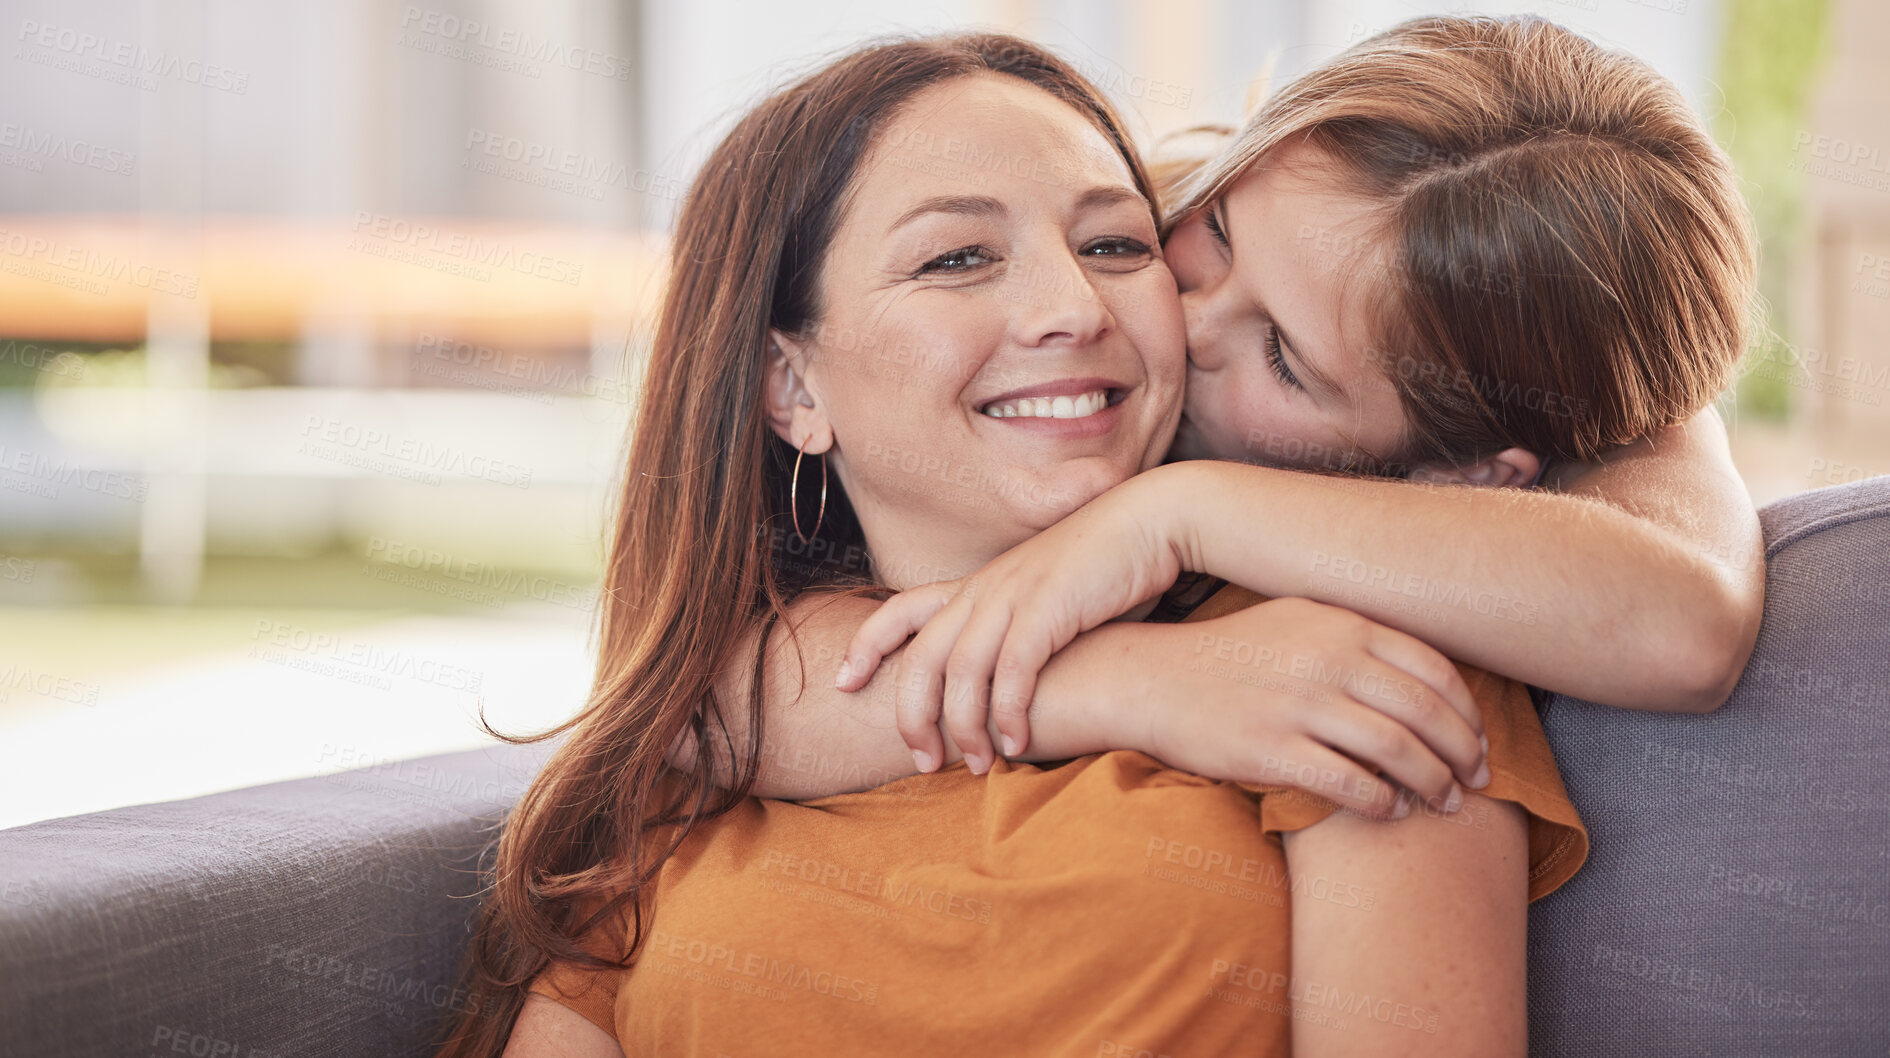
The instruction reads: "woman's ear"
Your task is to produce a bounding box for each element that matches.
[1407,447,1542,489]
[763,329,835,454]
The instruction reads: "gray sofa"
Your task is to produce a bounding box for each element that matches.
[3,477,1886,1057]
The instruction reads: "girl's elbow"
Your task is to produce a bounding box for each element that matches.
[1662,590,1762,714]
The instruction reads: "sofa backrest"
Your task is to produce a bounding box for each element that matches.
[1528,475,1890,1057]
[0,741,554,1058]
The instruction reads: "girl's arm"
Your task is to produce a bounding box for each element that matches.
[1179,407,1762,713]
[840,408,1761,767]
[682,592,1488,812]
[1283,793,1528,1056]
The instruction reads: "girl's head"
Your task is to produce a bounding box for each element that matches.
[1164,14,1756,482]
[436,35,1171,1058]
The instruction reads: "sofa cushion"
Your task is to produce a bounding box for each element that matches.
[1528,475,1890,1057]
[0,741,554,1058]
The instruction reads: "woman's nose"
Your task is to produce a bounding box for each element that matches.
[1012,256,1111,349]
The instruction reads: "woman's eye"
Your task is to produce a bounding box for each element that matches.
[1081,237,1152,261]
[918,246,994,274]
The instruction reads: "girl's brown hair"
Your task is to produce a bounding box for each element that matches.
[1166,14,1758,468]
[432,33,1153,1058]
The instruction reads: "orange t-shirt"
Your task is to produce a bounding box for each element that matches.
[527,585,1587,1055]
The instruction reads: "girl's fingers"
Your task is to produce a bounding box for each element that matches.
[890,649,947,775]
[839,585,954,691]
[1265,741,1405,820]
[1305,704,1458,810]
[895,600,985,771]
[940,605,1016,762]
[989,616,1065,758]
[1364,625,1485,745]
[1344,657,1485,792]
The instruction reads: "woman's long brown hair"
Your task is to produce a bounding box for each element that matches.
[431,34,1153,1058]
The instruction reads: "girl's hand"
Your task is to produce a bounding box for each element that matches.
[1097,599,1489,816]
[836,471,1188,770]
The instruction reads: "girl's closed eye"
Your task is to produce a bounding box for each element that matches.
[1202,203,1230,249]
[1265,324,1301,390]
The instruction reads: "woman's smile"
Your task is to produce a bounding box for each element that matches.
[974,376,1131,440]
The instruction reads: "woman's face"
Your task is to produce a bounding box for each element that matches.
[781,73,1184,586]
[1164,141,1410,472]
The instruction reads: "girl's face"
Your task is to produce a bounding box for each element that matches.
[776,74,1185,587]
[1163,141,1410,472]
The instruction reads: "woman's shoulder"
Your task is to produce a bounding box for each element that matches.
[524,896,639,1041]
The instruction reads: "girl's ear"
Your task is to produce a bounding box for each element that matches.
[1407,447,1542,489]
[762,329,835,454]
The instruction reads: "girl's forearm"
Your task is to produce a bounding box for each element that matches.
[707,595,1146,799]
[1159,416,1761,712]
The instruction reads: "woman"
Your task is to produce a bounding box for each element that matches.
[467,33,1550,1058]
[439,20,1750,1058]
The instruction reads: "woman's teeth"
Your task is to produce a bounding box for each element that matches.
[981,389,1110,420]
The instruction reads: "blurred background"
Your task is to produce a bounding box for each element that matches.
[1,0,1883,828]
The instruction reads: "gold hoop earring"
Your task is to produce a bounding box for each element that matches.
[792,436,828,544]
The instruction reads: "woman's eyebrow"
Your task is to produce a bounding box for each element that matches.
[889,194,1005,232]
[1074,185,1147,213]
[890,185,1143,232]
